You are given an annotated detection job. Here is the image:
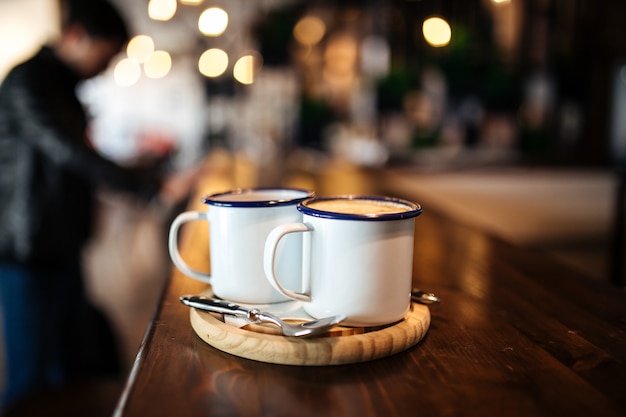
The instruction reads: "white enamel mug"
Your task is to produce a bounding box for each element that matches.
[264,195,422,326]
[168,188,313,304]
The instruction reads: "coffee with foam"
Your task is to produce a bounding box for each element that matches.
[265,194,421,326]
[307,199,410,216]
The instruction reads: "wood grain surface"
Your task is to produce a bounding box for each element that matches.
[114,161,626,417]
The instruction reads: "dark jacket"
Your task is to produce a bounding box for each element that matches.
[0,47,159,267]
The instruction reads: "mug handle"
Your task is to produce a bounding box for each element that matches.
[168,211,212,283]
[264,223,312,302]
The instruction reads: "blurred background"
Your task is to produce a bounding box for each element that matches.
[1,0,625,412]
[3,0,626,170]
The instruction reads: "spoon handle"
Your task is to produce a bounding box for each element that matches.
[180,295,253,319]
[411,289,441,304]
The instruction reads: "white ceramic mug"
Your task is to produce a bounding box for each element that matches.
[264,195,422,326]
[168,188,313,304]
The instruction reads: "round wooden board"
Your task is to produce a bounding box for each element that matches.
[189,301,430,366]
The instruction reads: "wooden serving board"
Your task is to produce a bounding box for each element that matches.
[189,299,431,366]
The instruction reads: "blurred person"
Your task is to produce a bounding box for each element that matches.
[0,0,188,410]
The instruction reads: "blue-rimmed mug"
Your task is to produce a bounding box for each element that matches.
[168,188,313,304]
[264,195,422,326]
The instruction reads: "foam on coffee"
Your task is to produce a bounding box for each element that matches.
[307,198,410,215]
[210,189,309,203]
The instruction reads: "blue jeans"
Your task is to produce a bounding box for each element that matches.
[0,261,120,410]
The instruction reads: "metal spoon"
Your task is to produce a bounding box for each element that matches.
[411,289,441,304]
[180,295,346,337]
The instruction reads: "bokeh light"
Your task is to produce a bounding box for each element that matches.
[422,16,452,47]
[293,16,326,46]
[324,33,358,77]
[198,48,228,77]
[114,58,141,87]
[233,53,261,85]
[148,0,177,22]
[144,50,172,79]
[198,7,228,37]
[127,35,154,63]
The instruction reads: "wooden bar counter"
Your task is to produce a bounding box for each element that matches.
[114,156,626,417]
